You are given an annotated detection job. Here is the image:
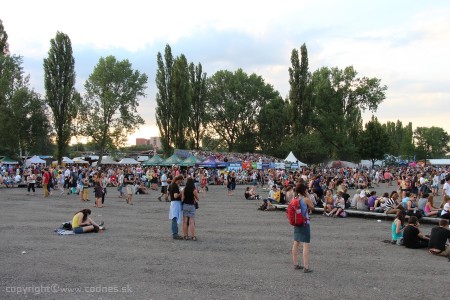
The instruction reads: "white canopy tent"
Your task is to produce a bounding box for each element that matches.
[25,155,46,166]
[284,151,307,166]
[428,159,450,166]
[72,157,88,164]
[52,157,74,165]
[99,156,119,165]
[119,158,139,165]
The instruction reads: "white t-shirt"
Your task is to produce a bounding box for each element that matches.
[443,182,450,197]
[442,202,450,216]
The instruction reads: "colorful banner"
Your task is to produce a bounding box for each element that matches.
[228,162,242,171]
[242,161,252,170]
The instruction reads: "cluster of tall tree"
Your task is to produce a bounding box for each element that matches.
[0,20,53,157]
[0,19,148,163]
[155,43,449,164]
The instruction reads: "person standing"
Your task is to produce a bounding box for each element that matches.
[442,175,450,207]
[117,169,124,198]
[181,177,200,240]
[168,175,184,240]
[158,171,169,202]
[124,167,135,205]
[101,172,107,205]
[292,183,314,273]
[42,168,51,197]
[27,171,36,196]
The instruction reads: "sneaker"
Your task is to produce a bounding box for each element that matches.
[303,268,313,273]
[99,221,104,226]
[157,196,162,201]
[173,235,183,240]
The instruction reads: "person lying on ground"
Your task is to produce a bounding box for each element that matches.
[72,209,105,234]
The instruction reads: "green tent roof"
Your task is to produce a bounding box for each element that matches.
[141,155,164,166]
[179,155,201,167]
[0,156,19,164]
[161,154,181,166]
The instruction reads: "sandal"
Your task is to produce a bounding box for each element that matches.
[294,265,304,270]
[183,236,190,240]
[191,236,197,241]
[303,268,313,273]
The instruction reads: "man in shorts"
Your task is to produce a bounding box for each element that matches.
[124,167,135,205]
[158,170,169,202]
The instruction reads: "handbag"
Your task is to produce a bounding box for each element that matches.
[195,201,199,210]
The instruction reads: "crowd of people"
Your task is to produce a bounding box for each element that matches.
[1,160,450,266]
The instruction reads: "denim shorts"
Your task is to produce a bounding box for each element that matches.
[294,224,310,243]
[73,227,84,234]
[183,204,196,218]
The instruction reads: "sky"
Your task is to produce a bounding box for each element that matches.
[2,0,450,146]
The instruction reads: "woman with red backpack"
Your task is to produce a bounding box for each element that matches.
[291,183,314,273]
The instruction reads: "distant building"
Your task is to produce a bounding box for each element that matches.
[135,137,161,149]
[150,137,161,149]
[136,138,149,146]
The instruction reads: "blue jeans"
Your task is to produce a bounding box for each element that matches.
[172,217,178,236]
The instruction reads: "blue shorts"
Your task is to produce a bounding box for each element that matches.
[73,227,84,234]
[294,224,310,243]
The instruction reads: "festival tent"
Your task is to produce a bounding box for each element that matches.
[141,155,164,166]
[99,156,119,165]
[0,156,19,164]
[161,154,182,166]
[119,158,139,165]
[51,157,74,165]
[284,151,308,167]
[179,155,201,167]
[25,155,46,166]
[428,159,450,166]
[360,160,383,168]
[72,157,89,164]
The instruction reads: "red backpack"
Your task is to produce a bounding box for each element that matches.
[287,197,307,226]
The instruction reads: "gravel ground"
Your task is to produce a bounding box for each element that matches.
[0,184,448,300]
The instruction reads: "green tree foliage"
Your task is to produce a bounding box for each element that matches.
[358,116,390,167]
[0,19,8,55]
[309,66,387,160]
[0,22,52,157]
[79,55,147,164]
[206,69,280,152]
[188,62,207,149]
[258,97,289,157]
[399,122,415,160]
[170,54,191,149]
[43,31,78,164]
[384,120,404,156]
[155,44,174,155]
[414,127,449,160]
[289,43,311,137]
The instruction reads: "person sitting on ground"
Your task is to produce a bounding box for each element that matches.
[329,190,346,217]
[350,189,361,208]
[428,219,450,257]
[259,185,281,210]
[402,191,422,218]
[244,186,259,200]
[367,191,378,211]
[423,195,442,217]
[403,216,429,249]
[416,192,429,214]
[356,190,369,211]
[391,210,405,245]
[135,182,149,194]
[72,209,105,234]
[342,188,351,209]
[323,189,334,216]
[384,191,403,215]
[373,192,388,212]
[285,185,295,204]
[440,196,450,220]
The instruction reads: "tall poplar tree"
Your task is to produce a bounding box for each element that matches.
[189,62,207,149]
[0,19,9,55]
[43,31,78,164]
[155,44,174,154]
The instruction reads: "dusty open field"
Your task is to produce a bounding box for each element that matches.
[0,184,448,299]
